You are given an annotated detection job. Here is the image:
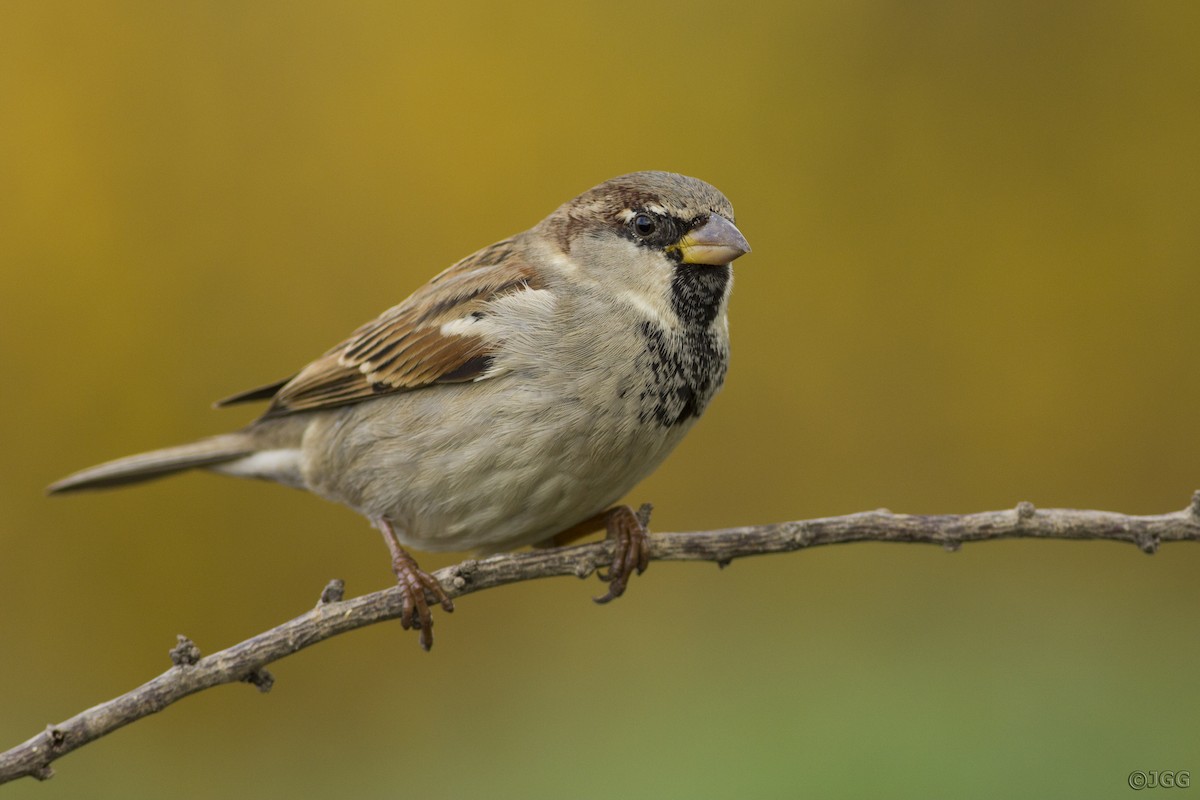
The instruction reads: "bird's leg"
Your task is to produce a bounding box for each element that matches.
[376,518,454,651]
[538,504,651,604]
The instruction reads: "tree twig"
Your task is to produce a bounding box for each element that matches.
[4,495,1200,785]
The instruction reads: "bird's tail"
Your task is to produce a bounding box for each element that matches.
[47,433,255,494]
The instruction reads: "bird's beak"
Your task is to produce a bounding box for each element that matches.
[676,214,752,266]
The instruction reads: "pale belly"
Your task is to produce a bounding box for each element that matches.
[297,377,694,553]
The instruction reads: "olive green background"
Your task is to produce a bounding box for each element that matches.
[2,2,1198,798]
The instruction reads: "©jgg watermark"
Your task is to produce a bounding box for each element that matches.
[1129,771,1191,790]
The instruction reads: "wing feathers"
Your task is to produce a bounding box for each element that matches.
[214,378,293,408]
[229,236,546,418]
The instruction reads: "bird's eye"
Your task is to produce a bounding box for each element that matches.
[633,213,657,237]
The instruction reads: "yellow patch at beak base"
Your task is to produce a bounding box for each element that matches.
[676,214,751,266]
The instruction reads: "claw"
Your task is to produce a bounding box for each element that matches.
[377,519,454,651]
[593,505,650,604]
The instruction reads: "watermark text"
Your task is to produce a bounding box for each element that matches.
[1129,771,1191,790]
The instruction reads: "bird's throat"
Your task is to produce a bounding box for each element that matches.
[670,264,731,328]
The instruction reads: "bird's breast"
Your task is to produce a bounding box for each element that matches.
[632,320,729,429]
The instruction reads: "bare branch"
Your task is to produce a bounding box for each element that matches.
[4,495,1200,784]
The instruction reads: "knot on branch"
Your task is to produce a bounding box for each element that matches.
[783,521,813,549]
[1016,501,1036,523]
[574,559,596,579]
[243,668,274,693]
[452,560,479,590]
[28,726,68,780]
[44,726,65,750]
[317,579,345,605]
[1135,533,1160,555]
[169,636,201,667]
[1190,490,1200,519]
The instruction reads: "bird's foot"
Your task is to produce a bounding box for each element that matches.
[390,549,455,651]
[377,518,454,651]
[594,504,652,604]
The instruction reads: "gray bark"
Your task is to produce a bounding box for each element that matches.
[3,496,1199,785]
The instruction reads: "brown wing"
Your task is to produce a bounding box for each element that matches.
[241,237,543,419]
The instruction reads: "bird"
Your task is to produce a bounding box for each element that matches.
[48,171,751,650]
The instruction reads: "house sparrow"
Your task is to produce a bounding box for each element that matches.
[48,171,751,650]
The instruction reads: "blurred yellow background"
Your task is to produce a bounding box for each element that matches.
[2,1,1199,797]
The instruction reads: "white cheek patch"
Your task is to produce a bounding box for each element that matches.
[620,289,674,328]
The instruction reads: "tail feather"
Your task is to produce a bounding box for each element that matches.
[47,434,254,494]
